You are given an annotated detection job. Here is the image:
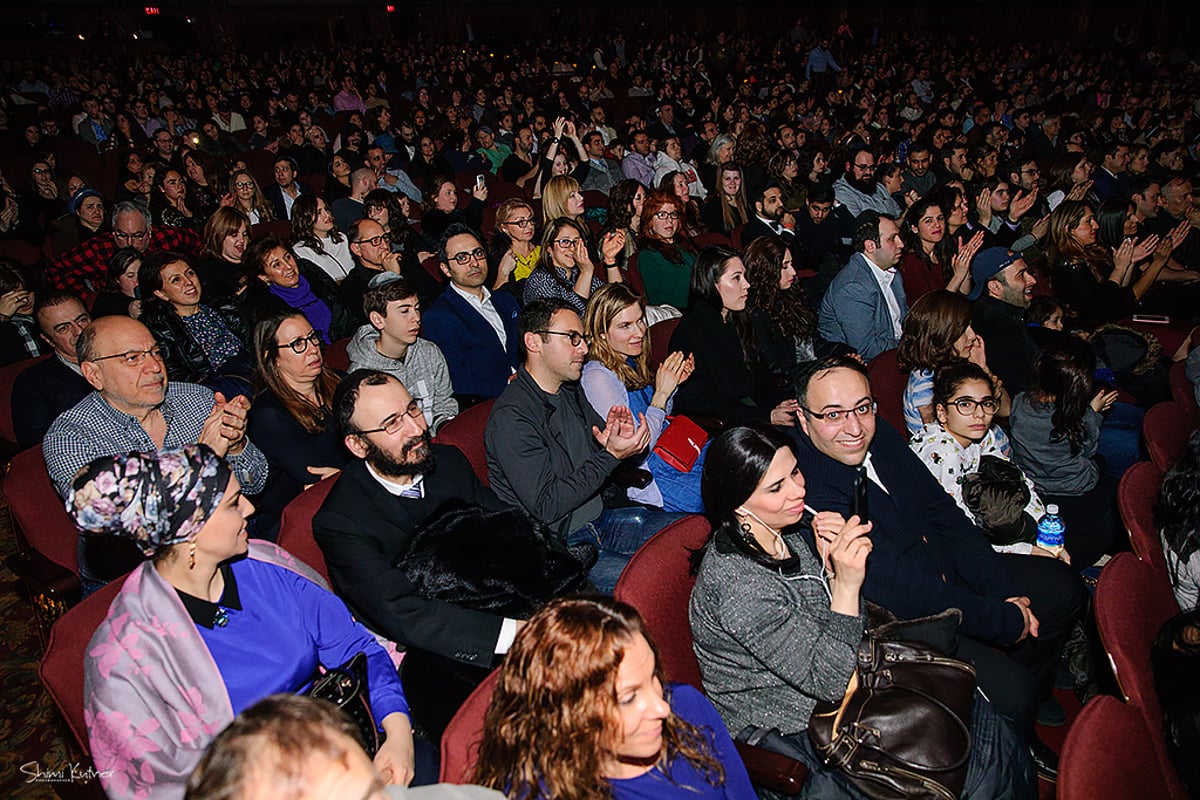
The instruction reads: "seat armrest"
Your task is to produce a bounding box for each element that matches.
[735,740,809,795]
[6,550,81,607]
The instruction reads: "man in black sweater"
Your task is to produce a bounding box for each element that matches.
[13,292,92,449]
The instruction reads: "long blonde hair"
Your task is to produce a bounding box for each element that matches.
[583,283,653,391]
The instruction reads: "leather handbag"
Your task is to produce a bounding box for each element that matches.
[305,652,383,757]
[653,415,708,472]
[808,636,976,800]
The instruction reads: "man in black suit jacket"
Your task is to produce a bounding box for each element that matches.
[13,293,92,449]
[313,370,518,669]
[263,155,313,221]
[742,180,804,265]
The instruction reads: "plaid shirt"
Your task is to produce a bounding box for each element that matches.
[46,226,203,294]
[43,381,268,499]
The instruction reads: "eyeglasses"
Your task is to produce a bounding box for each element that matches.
[274,331,322,354]
[536,329,586,347]
[356,400,425,436]
[32,167,50,175]
[234,181,255,189]
[88,346,163,367]
[356,234,391,248]
[448,247,487,265]
[800,400,877,422]
[114,230,150,243]
[553,237,582,248]
[653,211,681,220]
[853,162,875,171]
[948,397,999,415]
[504,217,535,228]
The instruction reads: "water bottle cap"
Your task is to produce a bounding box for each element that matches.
[1045,504,1059,515]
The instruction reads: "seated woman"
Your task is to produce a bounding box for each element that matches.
[660,170,708,240]
[542,175,588,229]
[898,196,979,302]
[1043,152,1094,212]
[227,170,276,226]
[668,246,796,425]
[242,235,357,344]
[636,190,697,309]
[582,284,703,513]
[523,217,624,315]
[72,445,419,800]
[151,167,203,233]
[1157,428,1200,610]
[46,187,108,257]
[897,290,1012,446]
[474,595,756,800]
[138,250,254,398]
[743,234,850,381]
[248,311,348,537]
[291,195,354,282]
[419,175,486,248]
[603,179,645,271]
[323,149,357,203]
[490,198,540,288]
[195,207,252,306]
[0,261,45,366]
[690,425,1034,799]
[1010,337,1121,569]
[91,248,144,319]
[363,189,424,259]
[700,162,748,237]
[1046,199,1191,326]
[910,361,1066,561]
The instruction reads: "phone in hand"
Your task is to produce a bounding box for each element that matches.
[475,174,486,191]
[851,468,869,525]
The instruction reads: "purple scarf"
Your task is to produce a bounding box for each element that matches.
[268,274,333,343]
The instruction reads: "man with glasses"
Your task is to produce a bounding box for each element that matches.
[833,144,901,220]
[341,218,405,325]
[346,274,457,434]
[12,292,92,448]
[43,316,267,591]
[790,355,1085,779]
[424,224,520,400]
[486,298,681,593]
[47,200,202,295]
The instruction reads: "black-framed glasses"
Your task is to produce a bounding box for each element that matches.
[553,237,582,248]
[355,400,425,436]
[948,397,999,416]
[114,230,150,243]
[653,211,681,220]
[448,247,487,265]
[234,181,255,189]
[537,329,586,347]
[356,233,391,248]
[275,331,322,354]
[800,400,876,422]
[504,217,535,228]
[88,346,163,368]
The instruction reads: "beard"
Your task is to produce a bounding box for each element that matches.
[364,429,435,478]
[846,172,877,195]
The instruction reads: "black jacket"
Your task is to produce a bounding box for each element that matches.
[312,447,509,667]
[12,355,91,449]
[241,257,357,343]
[669,302,773,423]
[972,296,1039,396]
[142,301,251,385]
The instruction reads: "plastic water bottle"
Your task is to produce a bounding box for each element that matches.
[1036,504,1066,557]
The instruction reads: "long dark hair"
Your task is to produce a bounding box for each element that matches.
[253,311,341,435]
[1156,428,1200,596]
[607,179,642,231]
[689,245,756,363]
[1095,198,1133,251]
[1028,337,1096,454]
[743,235,816,341]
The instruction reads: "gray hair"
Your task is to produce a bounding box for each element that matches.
[705,134,737,166]
[111,200,151,230]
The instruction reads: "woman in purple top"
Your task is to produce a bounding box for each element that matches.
[473,595,755,800]
[71,445,417,800]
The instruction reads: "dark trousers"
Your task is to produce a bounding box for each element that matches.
[1044,473,1123,570]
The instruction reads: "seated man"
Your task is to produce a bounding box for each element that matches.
[485,298,680,593]
[969,247,1040,395]
[422,224,520,401]
[43,316,267,589]
[347,274,457,434]
[13,291,92,449]
[790,355,1086,775]
[817,210,908,360]
[742,181,803,265]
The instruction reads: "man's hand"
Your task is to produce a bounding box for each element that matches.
[381,251,403,275]
[1008,187,1038,222]
[593,405,651,459]
[1006,596,1040,642]
[219,393,251,455]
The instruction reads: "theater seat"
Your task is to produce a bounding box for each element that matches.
[867,349,907,434]
[3,444,82,608]
[324,337,351,372]
[432,399,495,486]
[1168,360,1199,422]
[1117,461,1167,574]
[251,219,294,243]
[1143,401,1195,471]
[648,317,681,372]
[1058,695,1173,800]
[625,251,646,296]
[276,475,341,583]
[693,232,734,250]
[439,667,502,783]
[0,353,48,447]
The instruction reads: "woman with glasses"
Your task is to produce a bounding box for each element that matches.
[637,191,697,309]
[701,163,748,238]
[227,170,275,226]
[910,361,1061,560]
[139,249,254,399]
[523,217,624,315]
[248,311,349,533]
[243,235,356,345]
[490,198,540,287]
[291,195,354,282]
[659,170,707,240]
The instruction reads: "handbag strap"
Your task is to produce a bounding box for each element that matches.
[838,683,973,773]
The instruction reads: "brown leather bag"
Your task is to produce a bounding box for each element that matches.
[807,636,976,800]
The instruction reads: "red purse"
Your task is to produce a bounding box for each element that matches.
[653,416,708,472]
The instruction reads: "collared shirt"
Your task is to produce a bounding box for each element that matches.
[866,262,904,338]
[449,282,507,349]
[44,381,268,498]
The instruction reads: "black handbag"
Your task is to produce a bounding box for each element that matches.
[305,652,383,757]
[807,636,977,800]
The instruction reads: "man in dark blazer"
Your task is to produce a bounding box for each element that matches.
[263,155,313,221]
[423,224,520,400]
[741,180,804,265]
[13,292,92,449]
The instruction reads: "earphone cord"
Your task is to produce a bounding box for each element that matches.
[740,506,835,604]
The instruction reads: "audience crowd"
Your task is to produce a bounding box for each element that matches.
[4,15,1200,799]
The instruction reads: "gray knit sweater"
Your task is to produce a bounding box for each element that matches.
[689,531,865,736]
[346,325,458,433]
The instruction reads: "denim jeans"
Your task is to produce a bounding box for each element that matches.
[1097,401,1144,480]
[567,507,686,593]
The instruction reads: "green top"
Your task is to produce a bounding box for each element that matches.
[638,246,696,309]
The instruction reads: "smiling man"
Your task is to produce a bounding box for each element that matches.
[12,292,92,448]
[790,354,1086,778]
[969,247,1041,395]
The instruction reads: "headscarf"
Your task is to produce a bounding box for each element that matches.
[66,444,232,558]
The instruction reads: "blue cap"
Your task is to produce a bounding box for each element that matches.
[67,187,104,216]
[967,247,1021,301]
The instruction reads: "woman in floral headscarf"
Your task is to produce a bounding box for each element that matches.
[71,445,420,800]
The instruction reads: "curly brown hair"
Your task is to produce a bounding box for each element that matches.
[473,596,726,800]
[896,290,974,373]
[743,235,816,341]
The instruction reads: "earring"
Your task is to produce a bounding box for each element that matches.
[188,540,197,570]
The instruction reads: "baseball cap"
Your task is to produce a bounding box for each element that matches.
[967,247,1021,301]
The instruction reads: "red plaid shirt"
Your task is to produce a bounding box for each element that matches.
[46,226,204,293]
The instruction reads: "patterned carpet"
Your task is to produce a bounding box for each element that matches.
[0,505,98,799]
